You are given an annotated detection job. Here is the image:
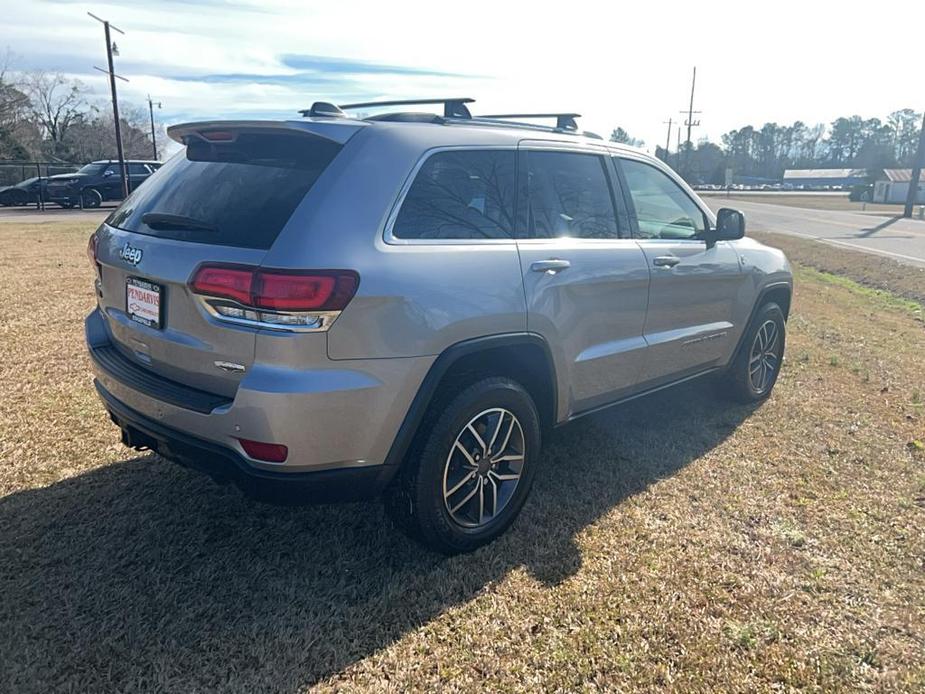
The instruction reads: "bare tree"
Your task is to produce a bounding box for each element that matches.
[0,50,28,125]
[21,70,86,154]
[0,49,43,159]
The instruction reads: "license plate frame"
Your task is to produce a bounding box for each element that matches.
[126,276,163,329]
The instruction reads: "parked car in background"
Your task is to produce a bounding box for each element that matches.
[45,160,162,208]
[0,177,47,206]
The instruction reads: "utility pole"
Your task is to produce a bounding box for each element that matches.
[89,12,129,198]
[677,66,702,176]
[147,95,161,161]
[903,110,925,218]
[662,117,672,162]
[676,127,681,171]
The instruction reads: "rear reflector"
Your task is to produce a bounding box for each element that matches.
[238,438,288,463]
[190,265,358,311]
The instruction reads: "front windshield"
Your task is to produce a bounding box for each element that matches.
[18,177,38,186]
[77,163,107,175]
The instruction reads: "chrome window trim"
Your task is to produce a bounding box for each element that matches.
[383,145,519,247]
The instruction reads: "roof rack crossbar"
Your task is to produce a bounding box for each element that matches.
[478,113,581,131]
[298,97,474,119]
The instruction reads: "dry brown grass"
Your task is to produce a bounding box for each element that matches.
[1,221,924,692]
[701,193,904,215]
[750,230,925,305]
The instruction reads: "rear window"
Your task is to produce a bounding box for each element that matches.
[106,131,342,249]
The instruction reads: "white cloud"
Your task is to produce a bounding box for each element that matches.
[6,0,924,154]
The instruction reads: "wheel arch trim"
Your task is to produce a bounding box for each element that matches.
[382,333,558,471]
[731,281,792,363]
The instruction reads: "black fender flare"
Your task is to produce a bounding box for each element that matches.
[381,333,558,472]
[730,281,792,363]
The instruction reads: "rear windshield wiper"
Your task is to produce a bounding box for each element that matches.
[141,212,218,233]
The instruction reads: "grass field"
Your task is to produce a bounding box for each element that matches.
[1,221,924,692]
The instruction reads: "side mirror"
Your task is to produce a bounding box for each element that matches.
[710,208,745,246]
[103,170,115,177]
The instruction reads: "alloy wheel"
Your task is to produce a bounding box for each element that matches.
[748,319,780,394]
[442,407,525,528]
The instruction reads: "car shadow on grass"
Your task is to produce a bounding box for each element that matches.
[0,380,755,692]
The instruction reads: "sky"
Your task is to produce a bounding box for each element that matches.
[4,0,924,156]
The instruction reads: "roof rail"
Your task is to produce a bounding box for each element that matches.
[478,113,581,131]
[299,97,474,119]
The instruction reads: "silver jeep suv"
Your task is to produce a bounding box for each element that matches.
[86,98,792,553]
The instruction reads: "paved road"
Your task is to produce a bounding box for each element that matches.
[703,198,925,268]
[0,205,112,223]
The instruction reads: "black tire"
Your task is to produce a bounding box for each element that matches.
[385,377,542,555]
[81,188,102,209]
[718,302,786,403]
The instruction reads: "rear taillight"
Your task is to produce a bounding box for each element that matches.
[189,264,359,331]
[190,266,253,305]
[87,233,98,268]
[238,438,288,463]
[87,233,102,294]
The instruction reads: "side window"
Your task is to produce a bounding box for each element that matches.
[525,151,619,239]
[620,159,707,240]
[392,150,515,240]
[128,163,149,175]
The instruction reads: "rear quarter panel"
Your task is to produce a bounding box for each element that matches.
[263,126,528,360]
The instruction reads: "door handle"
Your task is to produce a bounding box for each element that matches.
[530,259,571,274]
[652,255,681,268]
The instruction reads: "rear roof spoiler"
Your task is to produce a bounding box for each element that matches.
[167,119,366,146]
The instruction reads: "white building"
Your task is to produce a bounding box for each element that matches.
[873,169,925,204]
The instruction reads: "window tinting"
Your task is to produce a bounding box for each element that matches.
[78,163,106,175]
[392,150,515,239]
[525,151,619,239]
[127,163,149,175]
[620,159,707,240]
[106,132,342,249]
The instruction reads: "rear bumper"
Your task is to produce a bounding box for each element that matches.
[96,379,396,503]
[86,308,434,481]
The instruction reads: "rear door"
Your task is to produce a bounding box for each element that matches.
[615,156,744,384]
[100,164,121,199]
[95,126,345,397]
[126,163,152,194]
[515,143,650,417]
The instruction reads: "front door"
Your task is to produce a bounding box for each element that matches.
[616,156,744,385]
[516,145,650,417]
